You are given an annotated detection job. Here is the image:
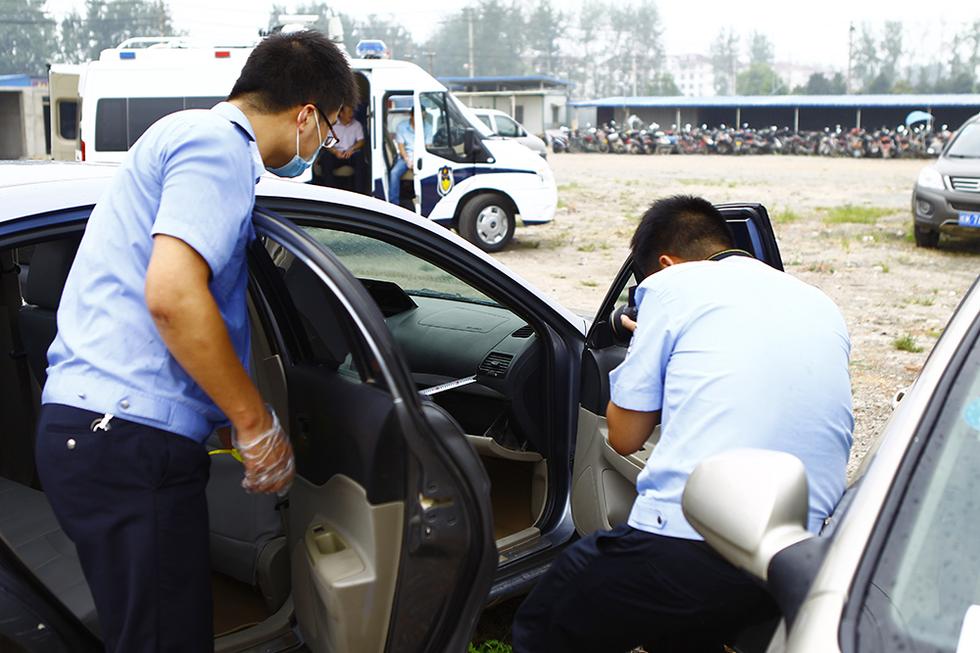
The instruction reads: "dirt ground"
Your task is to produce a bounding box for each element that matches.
[495,153,979,477]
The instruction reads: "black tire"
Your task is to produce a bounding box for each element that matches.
[458,194,515,252]
[914,227,940,248]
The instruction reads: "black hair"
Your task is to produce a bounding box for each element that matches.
[630,195,734,274]
[229,30,357,114]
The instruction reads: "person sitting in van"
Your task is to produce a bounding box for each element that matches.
[313,104,366,193]
[389,112,415,207]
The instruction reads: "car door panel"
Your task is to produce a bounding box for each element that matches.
[572,204,783,536]
[251,210,496,653]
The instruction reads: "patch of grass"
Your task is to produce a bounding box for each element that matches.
[926,327,944,338]
[821,205,894,225]
[893,335,924,353]
[904,230,915,243]
[556,199,568,210]
[876,261,890,273]
[580,279,599,287]
[806,261,835,274]
[772,208,800,224]
[469,640,512,653]
[840,236,851,252]
[576,243,597,252]
[908,296,935,306]
[557,182,580,192]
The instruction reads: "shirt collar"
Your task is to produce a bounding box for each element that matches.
[212,101,265,184]
[211,101,257,142]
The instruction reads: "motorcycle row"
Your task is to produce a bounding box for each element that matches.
[547,121,953,158]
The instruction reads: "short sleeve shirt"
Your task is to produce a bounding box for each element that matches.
[395,119,415,158]
[332,118,364,152]
[43,102,265,442]
[609,257,854,539]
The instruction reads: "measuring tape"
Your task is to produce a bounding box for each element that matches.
[420,375,478,396]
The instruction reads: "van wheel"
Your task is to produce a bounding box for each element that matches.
[914,227,939,248]
[459,195,515,252]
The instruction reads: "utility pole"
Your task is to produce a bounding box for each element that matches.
[426,51,435,74]
[846,22,855,93]
[631,53,637,97]
[467,9,475,78]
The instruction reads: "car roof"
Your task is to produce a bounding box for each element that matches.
[0,160,585,331]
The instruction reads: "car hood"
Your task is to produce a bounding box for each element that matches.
[935,155,980,176]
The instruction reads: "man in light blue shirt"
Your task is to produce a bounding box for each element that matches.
[514,195,853,653]
[34,31,355,652]
[389,112,416,207]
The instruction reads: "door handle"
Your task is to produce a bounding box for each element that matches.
[416,158,422,170]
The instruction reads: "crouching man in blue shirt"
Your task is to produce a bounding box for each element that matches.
[35,31,355,652]
[513,195,854,653]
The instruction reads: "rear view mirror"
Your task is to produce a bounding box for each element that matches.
[463,127,478,156]
[682,449,812,581]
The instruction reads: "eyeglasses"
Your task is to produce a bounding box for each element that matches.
[314,104,341,150]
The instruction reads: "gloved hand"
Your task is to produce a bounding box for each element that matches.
[232,407,295,494]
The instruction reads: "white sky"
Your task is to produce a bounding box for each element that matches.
[43,0,975,71]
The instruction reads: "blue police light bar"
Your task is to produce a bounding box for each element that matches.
[119,51,136,60]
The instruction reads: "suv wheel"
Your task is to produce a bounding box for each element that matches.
[914,227,940,248]
[459,195,515,252]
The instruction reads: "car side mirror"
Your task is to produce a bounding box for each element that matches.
[682,449,813,582]
[463,127,478,156]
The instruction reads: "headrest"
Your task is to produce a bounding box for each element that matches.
[23,237,82,310]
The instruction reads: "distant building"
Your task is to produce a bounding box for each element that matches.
[0,74,49,160]
[441,75,571,135]
[570,94,980,132]
[665,54,717,97]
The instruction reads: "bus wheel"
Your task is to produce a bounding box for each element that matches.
[459,195,515,252]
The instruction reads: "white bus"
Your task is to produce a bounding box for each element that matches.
[76,40,556,251]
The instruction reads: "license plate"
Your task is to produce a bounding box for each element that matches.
[958,211,980,228]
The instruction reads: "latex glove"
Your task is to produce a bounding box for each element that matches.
[232,407,295,494]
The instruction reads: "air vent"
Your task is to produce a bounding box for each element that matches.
[478,352,514,378]
[512,324,534,338]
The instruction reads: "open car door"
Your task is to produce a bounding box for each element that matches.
[251,210,496,653]
[571,204,783,535]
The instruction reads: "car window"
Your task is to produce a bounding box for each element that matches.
[476,115,492,130]
[495,116,521,138]
[947,123,980,158]
[856,329,980,652]
[419,91,471,163]
[302,227,499,307]
[94,96,224,151]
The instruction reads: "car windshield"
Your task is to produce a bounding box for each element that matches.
[946,123,980,158]
[856,327,980,651]
[303,227,500,307]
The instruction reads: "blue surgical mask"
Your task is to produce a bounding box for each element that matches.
[267,110,322,178]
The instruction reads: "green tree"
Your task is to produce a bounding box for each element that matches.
[0,0,57,75]
[748,31,774,65]
[736,62,787,95]
[424,0,527,78]
[526,1,564,75]
[645,71,678,96]
[60,0,179,63]
[851,23,879,92]
[710,27,739,94]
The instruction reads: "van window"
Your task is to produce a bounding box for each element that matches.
[420,92,471,163]
[58,101,78,140]
[94,96,225,151]
[476,114,492,131]
[495,115,521,138]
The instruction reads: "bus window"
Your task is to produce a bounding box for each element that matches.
[94,97,225,151]
[58,101,78,140]
[95,98,127,151]
[128,98,182,147]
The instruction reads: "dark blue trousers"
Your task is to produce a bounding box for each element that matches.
[35,404,213,652]
[512,524,769,653]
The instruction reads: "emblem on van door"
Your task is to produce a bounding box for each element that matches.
[438,166,454,196]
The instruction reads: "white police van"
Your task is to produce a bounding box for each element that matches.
[76,40,557,251]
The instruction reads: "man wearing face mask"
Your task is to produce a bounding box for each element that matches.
[34,30,356,652]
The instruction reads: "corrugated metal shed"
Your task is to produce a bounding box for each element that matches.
[570,94,980,108]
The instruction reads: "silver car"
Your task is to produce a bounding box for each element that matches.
[912,113,980,248]
[471,108,549,159]
[684,276,980,652]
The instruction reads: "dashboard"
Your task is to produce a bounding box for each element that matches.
[360,278,546,454]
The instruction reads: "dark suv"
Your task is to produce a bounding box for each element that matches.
[912,112,980,247]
